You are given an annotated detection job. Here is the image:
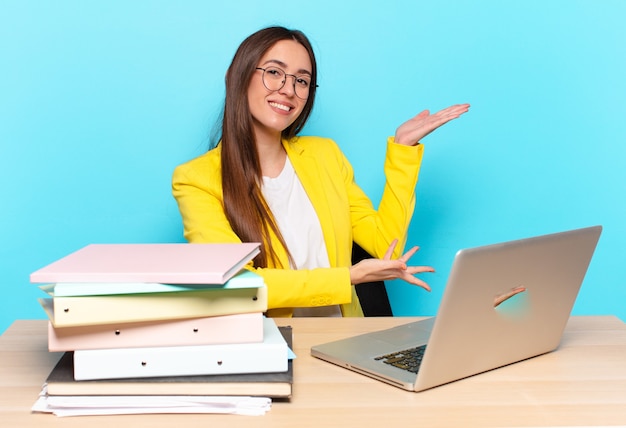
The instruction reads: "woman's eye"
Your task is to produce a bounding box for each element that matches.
[296,78,310,88]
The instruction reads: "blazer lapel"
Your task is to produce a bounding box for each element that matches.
[283,139,339,265]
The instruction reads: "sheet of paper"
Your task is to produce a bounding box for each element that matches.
[32,388,271,417]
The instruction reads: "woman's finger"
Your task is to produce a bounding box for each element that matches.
[383,239,399,260]
[398,245,420,263]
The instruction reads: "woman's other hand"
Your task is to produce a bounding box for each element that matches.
[349,239,434,291]
[394,103,470,146]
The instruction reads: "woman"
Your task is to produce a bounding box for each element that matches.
[172,26,470,317]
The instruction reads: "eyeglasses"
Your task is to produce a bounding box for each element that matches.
[255,66,314,99]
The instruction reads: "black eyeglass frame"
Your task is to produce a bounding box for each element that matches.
[255,67,318,99]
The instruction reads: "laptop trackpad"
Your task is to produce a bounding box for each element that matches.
[368,318,434,347]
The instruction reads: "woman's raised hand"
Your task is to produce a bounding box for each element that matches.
[394,103,470,146]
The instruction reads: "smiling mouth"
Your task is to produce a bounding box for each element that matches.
[269,101,292,112]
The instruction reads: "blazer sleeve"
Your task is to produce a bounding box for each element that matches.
[348,137,424,259]
[171,158,240,244]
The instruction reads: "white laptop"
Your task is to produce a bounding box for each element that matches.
[311,225,602,392]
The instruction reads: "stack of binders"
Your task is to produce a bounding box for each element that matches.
[30,243,293,411]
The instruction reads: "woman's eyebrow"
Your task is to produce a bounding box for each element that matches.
[262,59,312,76]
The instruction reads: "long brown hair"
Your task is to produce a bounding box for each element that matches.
[219,27,318,268]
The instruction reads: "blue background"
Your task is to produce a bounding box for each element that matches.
[1,1,624,333]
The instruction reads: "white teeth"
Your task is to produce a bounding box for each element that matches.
[269,102,291,112]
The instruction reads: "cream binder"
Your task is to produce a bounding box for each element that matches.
[39,285,268,327]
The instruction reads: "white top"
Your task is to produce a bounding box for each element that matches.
[262,157,341,317]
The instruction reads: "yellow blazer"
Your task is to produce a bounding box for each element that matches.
[172,136,424,317]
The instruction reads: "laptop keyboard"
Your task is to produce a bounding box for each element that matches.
[374,345,427,374]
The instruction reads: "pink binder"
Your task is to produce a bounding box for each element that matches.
[47,312,264,351]
[30,243,260,284]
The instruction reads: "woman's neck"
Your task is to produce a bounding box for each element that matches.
[255,133,287,179]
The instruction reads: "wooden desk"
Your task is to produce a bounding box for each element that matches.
[2,316,626,427]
